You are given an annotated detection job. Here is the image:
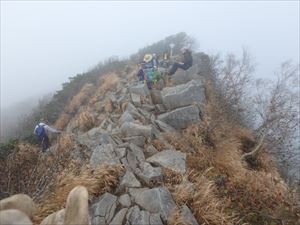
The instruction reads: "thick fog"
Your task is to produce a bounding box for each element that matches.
[1,1,299,109]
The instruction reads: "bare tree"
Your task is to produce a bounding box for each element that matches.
[243,61,300,181]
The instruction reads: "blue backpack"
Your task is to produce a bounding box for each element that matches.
[35,124,46,139]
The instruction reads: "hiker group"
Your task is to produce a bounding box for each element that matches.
[136,46,193,89]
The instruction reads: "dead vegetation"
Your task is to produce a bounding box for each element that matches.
[162,79,299,224]
[33,165,124,224]
[66,83,95,114]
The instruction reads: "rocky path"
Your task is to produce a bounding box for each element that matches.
[74,78,206,225]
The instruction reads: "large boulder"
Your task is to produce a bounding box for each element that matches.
[134,187,177,222]
[161,79,205,110]
[147,150,186,174]
[157,105,200,129]
[90,144,121,168]
[121,122,153,138]
[91,193,117,225]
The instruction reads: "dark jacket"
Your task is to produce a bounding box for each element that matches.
[183,50,193,68]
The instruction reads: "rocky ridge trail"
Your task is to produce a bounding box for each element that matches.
[69,76,206,225]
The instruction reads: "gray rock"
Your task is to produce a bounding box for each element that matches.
[144,145,158,158]
[141,104,156,112]
[147,150,186,173]
[127,206,150,225]
[131,93,141,106]
[120,111,135,124]
[135,187,177,222]
[122,136,145,148]
[121,122,153,138]
[155,104,167,113]
[135,162,163,185]
[91,193,117,224]
[129,83,150,96]
[157,105,200,129]
[150,213,164,225]
[109,208,128,225]
[125,143,146,171]
[150,90,163,104]
[161,79,205,110]
[119,194,131,208]
[120,171,141,188]
[90,144,121,168]
[154,120,176,133]
[77,128,114,149]
[181,205,199,225]
[115,148,126,158]
[128,188,149,202]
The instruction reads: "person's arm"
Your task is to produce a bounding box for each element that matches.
[33,125,38,134]
[44,125,61,133]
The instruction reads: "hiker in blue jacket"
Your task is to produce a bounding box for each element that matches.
[34,119,61,152]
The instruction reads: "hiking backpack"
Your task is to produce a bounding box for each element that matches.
[35,124,46,139]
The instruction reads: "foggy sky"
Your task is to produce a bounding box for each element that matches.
[1,1,299,109]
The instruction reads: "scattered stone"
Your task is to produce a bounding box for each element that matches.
[129,83,150,96]
[120,171,141,188]
[154,120,177,133]
[144,145,158,158]
[141,104,156,112]
[127,206,150,225]
[90,144,121,168]
[119,111,134,124]
[131,93,141,106]
[181,205,199,225]
[109,208,128,225]
[128,188,149,203]
[147,150,186,173]
[135,162,163,185]
[161,79,205,109]
[121,122,153,138]
[91,193,117,225]
[115,148,126,158]
[157,105,200,129]
[118,194,131,208]
[135,187,177,222]
[122,136,145,148]
[150,213,164,225]
[155,104,167,113]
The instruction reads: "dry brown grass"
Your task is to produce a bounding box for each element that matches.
[77,111,96,131]
[191,170,236,225]
[89,73,120,104]
[66,83,95,113]
[54,113,72,130]
[167,209,188,225]
[33,165,124,224]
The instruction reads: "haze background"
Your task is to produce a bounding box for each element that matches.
[1,1,299,116]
